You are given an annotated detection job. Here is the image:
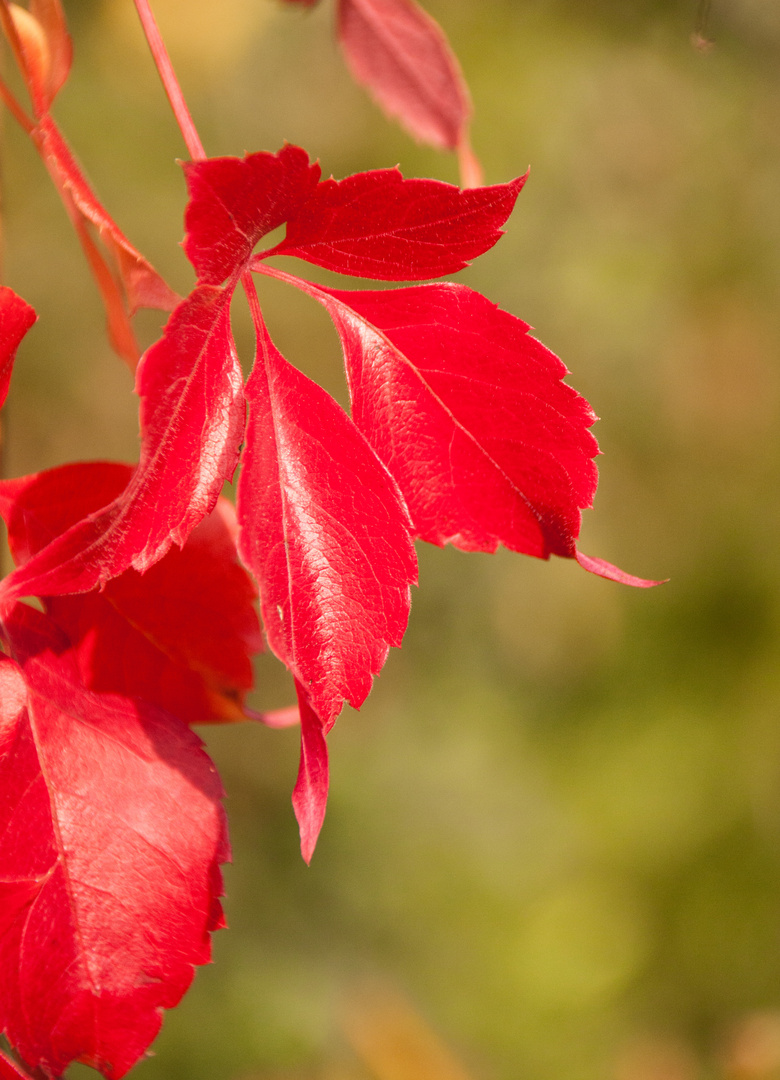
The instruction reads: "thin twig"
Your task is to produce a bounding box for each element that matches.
[132,0,205,160]
[0,71,33,133]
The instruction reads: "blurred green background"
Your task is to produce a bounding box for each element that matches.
[3,0,780,1077]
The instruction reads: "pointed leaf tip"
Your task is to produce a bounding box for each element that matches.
[269,168,526,281]
[292,684,329,864]
[576,550,667,588]
[0,288,36,410]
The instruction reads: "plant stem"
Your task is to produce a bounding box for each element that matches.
[241,270,265,339]
[132,0,205,160]
[0,71,33,134]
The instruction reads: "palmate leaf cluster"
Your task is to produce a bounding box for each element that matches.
[0,0,658,1076]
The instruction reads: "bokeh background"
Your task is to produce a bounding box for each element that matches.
[3,0,780,1077]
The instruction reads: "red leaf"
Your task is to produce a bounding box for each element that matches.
[0,461,264,722]
[2,4,49,117]
[185,145,519,284]
[264,271,598,560]
[236,311,417,727]
[0,286,245,605]
[292,680,329,864]
[0,460,133,567]
[1,0,71,115]
[281,276,663,584]
[103,497,262,705]
[0,288,36,409]
[182,145,321,285]
[336,0,472,152]
[0,604,229,1080]
[259,168,526,280]
[51,590,249,725]
[29,0,72,109]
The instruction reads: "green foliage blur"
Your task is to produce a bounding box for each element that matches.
[3,0,780,1077]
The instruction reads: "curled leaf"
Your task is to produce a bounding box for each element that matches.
[29,0,71,107]
[1,0,71,114]
[4,4,50,114]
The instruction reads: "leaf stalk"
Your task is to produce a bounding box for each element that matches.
[132,0,205,161]
[0,70,33,133]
